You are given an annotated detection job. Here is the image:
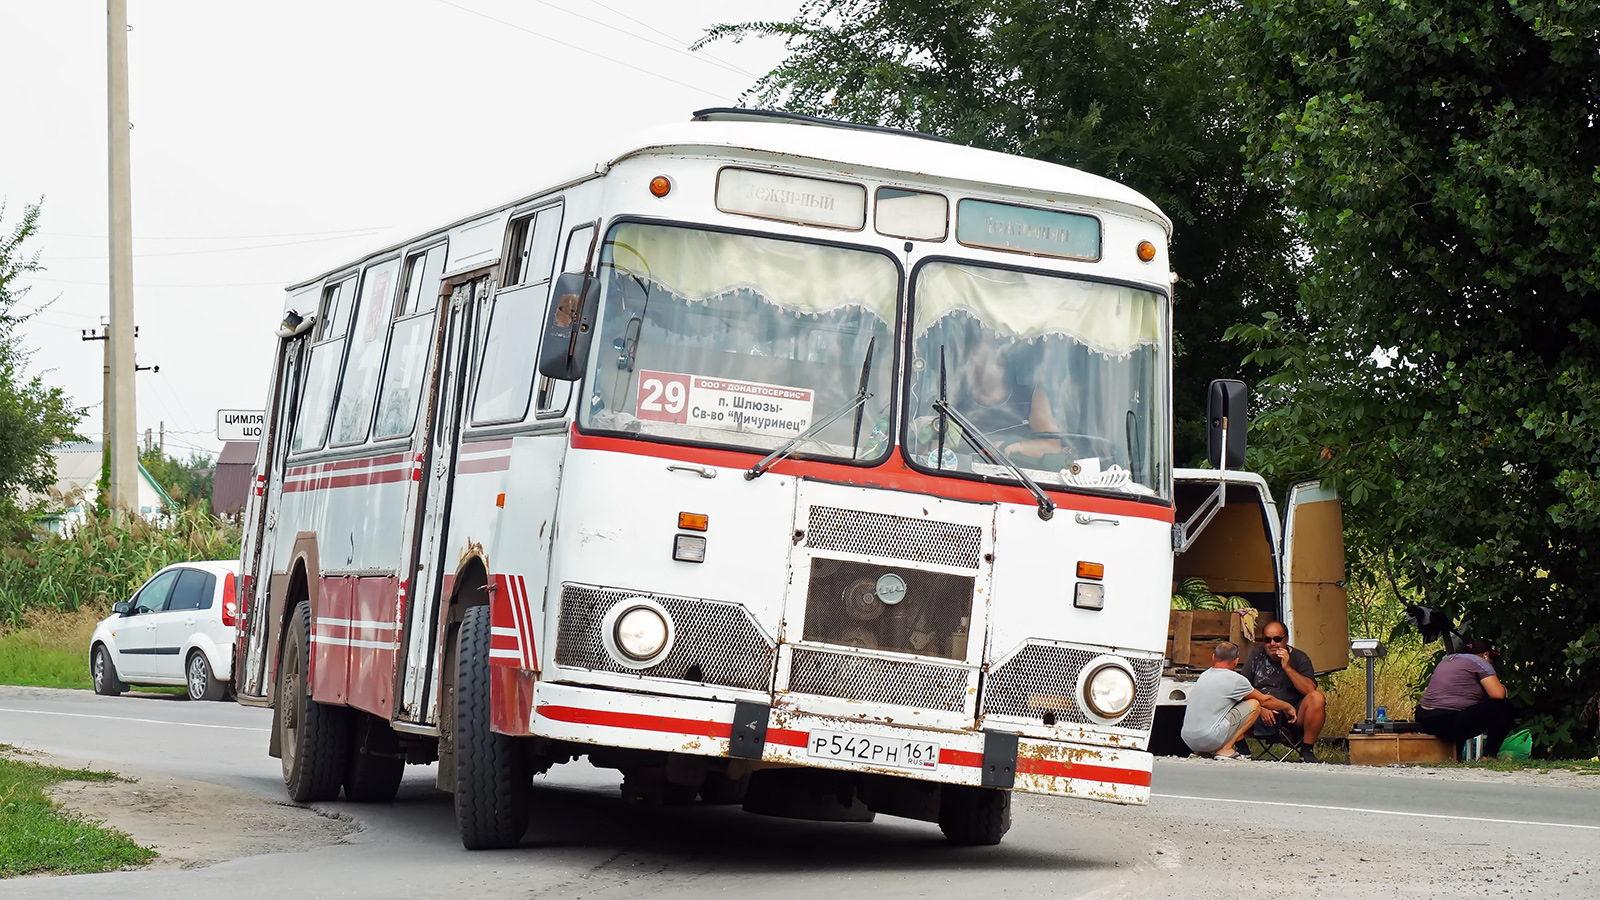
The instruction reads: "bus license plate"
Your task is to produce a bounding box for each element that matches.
[806,729,939,771]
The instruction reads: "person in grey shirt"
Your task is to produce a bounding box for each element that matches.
[1181,641,1300,760]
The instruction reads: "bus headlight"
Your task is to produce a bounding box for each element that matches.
[601,597,676,668]
[1083,663,1137,720]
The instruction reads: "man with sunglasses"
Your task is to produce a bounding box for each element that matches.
[1241,622,1326,763]
[1181,641,1299,760]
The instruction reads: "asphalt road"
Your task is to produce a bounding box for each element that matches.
[2,686,1596,899]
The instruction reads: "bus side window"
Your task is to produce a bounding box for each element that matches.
[372,244,446,440]
[473,205,563,424]
[292,277,354,453]
[328,258,402,446]
[535,223,595,416]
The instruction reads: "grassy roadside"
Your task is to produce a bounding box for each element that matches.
[0,605,102,690]
[0,747,155,877]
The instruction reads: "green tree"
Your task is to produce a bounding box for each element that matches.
[139,447,214,511]
[1223,0,1600,752]
[0,201,84,539]
[705,0,1304,461]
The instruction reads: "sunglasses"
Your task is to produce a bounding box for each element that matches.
[1259,635,1286,643]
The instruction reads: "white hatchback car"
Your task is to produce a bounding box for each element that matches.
[90,560,240,701]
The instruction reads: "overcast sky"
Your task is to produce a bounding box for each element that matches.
[1,0,799,459]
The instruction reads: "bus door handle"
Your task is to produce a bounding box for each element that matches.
[1074,513,1120,526]
[667,464,717,479]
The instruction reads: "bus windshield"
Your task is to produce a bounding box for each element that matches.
[905,260,1168,498]
[580,222,898,462]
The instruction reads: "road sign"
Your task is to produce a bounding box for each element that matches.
[217,409,264,442]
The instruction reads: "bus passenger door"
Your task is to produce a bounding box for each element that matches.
[239,334,307,700]
[398,277,484,723]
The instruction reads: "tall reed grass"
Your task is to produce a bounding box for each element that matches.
[0,508,241,631]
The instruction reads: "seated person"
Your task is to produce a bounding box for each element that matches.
[1414,639,1514,757]
[1241,622,1327,763]
[1181,641,1299,760]
[956,340,1061,462]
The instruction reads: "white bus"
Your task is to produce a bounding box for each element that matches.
[235,109,1180,849]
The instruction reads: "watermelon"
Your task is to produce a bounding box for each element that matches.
[1171,594,1194,611]
[1224,596,1251,612]
[1195,595,1225,611]
[1178,577,1212,600]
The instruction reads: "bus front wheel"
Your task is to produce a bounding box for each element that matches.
[279,602,350,802]
[938,785,1011,845]
[454,605,529,849]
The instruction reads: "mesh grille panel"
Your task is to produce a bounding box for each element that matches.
[982,644,1162,731]
[787,647,971,712]
[806,506,982,569]
[555,584,774,691]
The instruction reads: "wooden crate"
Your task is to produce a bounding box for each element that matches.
[1166,610,1274,667]
[1348,732,1456,766]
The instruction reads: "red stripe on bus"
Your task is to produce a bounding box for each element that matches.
[286,452,409,478]
[1017,757,1152,787]
[568,430,1174,523]
[537,704,733,739]
[460,438,514,455]
[457,455,511,474]
[283,467,413,493]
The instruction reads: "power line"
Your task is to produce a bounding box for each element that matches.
[529,0,758,79]
[430,0,736,100]
[43,231,386,262]
[41,227,390,241]
[582,0,757,76]
[24,276,284,288]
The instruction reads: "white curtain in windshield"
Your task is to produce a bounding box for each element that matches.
[915,261,1160,355]
[581,223,898,462]
[907,261,1167,497]
[609,224,899,321]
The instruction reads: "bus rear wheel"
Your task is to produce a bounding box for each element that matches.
[454,605,529,849]
[938,785,1012,846]
[279,603,350,803]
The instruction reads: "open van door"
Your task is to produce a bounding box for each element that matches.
[1281,481,1348,674]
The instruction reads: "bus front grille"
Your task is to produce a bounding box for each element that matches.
[786,647,972,713]
[981,643,1163,731]
[555,584,775,692]
[805,506,983,569]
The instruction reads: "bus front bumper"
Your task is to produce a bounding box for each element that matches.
[525,680,1152,806]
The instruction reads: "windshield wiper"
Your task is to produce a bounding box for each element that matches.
[746,339,876,480]
[850,337,876,459]
[932,398,1056,521]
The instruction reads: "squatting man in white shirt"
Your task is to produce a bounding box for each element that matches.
[1180,641,1300,760]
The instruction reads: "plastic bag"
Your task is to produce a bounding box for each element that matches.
[1498,729,1533,760]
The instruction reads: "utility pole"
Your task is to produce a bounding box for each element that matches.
[106,0,139,516]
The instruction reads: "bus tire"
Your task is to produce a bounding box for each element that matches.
[344,716,405,803]
[454,605,529,849]
[279,603,350,803]
[938,785,1011,846]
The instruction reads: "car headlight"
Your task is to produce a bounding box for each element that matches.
[1083,663,1137,719]
[614,605,670,661]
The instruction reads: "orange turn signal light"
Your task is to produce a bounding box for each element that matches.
[1136,240,1157,262]
[649,175,672,198]
[495,492,505,508]
[678,511,709,531]
[1077,561,1105,580]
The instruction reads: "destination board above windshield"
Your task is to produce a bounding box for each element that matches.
[716,168,867,231]
[956,199,1100,261]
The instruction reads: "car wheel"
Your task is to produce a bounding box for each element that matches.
[91,645,125,697]
[186,650,227,702]
[278,603,350,803]
[938,785,1012,846]
[454,605,529,849]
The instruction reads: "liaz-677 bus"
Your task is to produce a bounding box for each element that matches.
[235,109,1180,849]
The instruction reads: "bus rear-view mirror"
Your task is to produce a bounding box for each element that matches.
[1206,379,1248,470]
[538,272,600,381]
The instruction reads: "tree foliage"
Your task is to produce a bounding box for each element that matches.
[0,201,84,539]
[139,447,214,511]
[1223,0,1600,751]
[703,0,1303,461]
